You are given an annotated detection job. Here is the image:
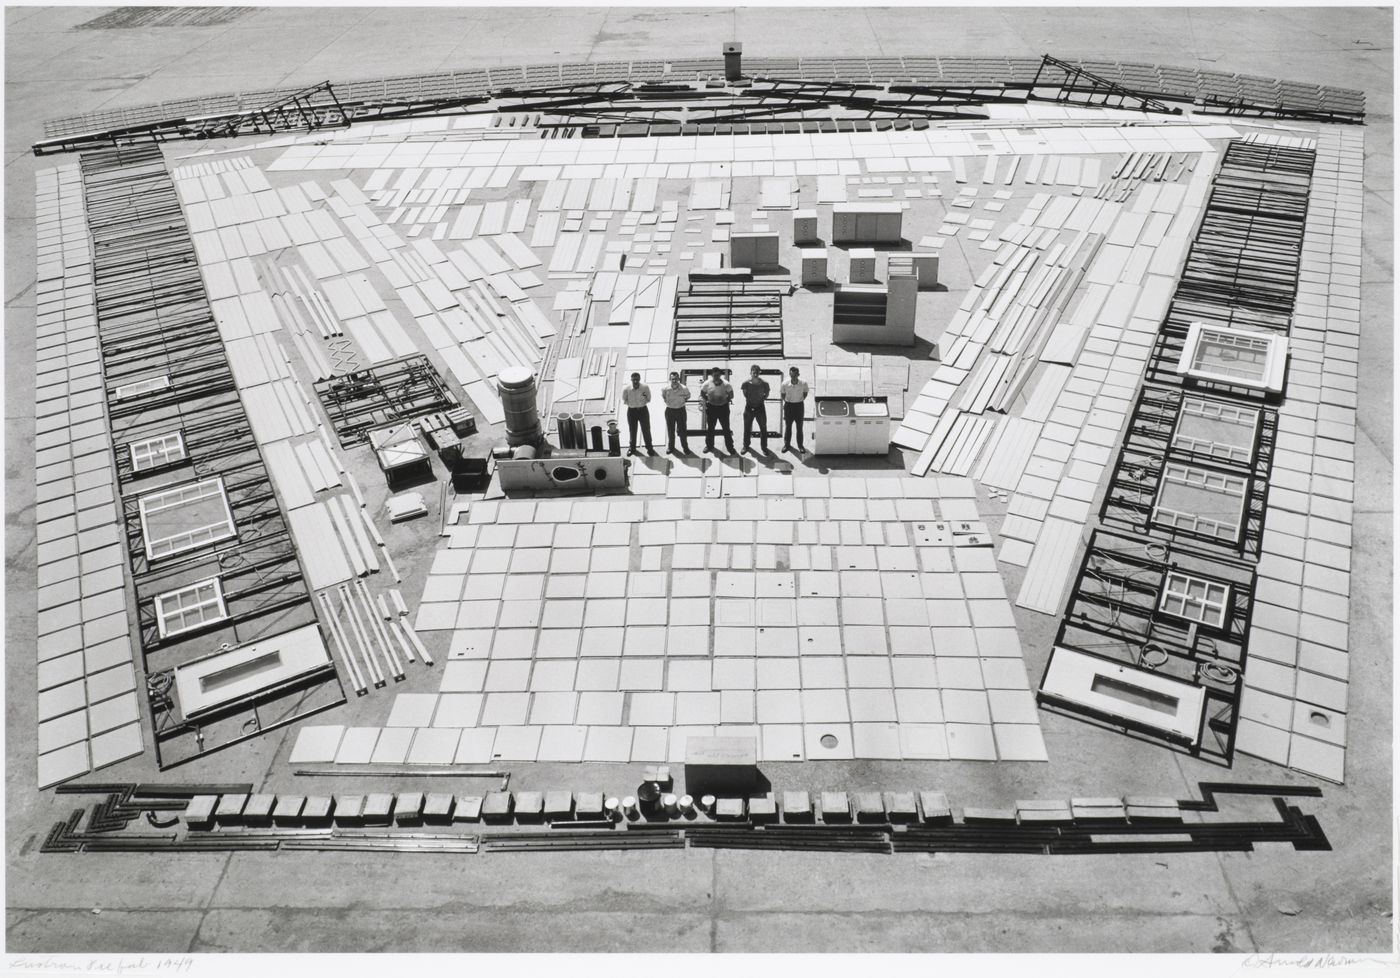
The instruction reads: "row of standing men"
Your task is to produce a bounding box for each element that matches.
[621,366,811,457]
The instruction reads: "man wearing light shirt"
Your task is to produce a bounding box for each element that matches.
[780,365,810,454]
[699,366,737,456]
[661,371,692,455]
[622,372,655,456]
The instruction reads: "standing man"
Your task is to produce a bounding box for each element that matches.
[781,365,810,454]
[662,371,692,455]
[741,364,771,454]
[622,372,656,456]
[699,366,736,456]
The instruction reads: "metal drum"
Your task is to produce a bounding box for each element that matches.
[497,366,542,447]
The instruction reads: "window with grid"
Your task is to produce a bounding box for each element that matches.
[138,478,237,561]
[155,578,228,638]
[1191,329,1272,383]
[1159,571,1230,629]
[1152,463,1248,542]
[1172,398,1259,465]
[129,432,187,473]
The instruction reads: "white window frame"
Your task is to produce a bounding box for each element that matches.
[1172,397,1260,465]
[113,375,172,401]
[1176,322,1288,393]
[129,431,188,474]
[155,577,228,639]
[137,477,238,561]
[1158,571,1231,629]
[1042,646,1206,744]
[1152,463,1248,542]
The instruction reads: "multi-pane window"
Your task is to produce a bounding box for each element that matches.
[1152,463,1248,542]
[138,477,238,561]
[1177,322,1288,392]
[129,432,187,473]
[1159,571,1231,629]
[1172,398,1259,465]
[155,578,228,638]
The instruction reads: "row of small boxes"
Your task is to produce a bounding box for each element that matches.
[182,790,1181,831]
[182,790,611,830]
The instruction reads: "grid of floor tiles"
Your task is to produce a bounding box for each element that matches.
[32,164,144,787]
[329,465,1046,764]
[1233,128,1362,784]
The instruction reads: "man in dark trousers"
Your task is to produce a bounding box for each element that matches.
[661,370,692,455]
[622,372,655,456]
[741,364,771,454]
[780,365,810,454]
[699,366,736,456]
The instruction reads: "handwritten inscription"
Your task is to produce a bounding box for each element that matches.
[7,956,196,977]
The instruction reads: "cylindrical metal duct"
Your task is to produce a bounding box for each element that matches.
[556,413,575,449]
[497,366,542,447]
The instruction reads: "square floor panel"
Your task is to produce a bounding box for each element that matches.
[899,723,950,760]
[980,658,1031,690]
[454,727,498,764]
[931,627,979,656]
[618,658,665,691]
[846,657,893,688]
[440,660,488,693]
[370,728,414,764]
[945,722,998,760]
[892,657,939,688]
[407,728,461,765]
[576,691,625,725]
[528,660,578,692]
[481,692,531,726]
[386,695,438,728]
[629,691,675,725]
[760,724,805,761]
[484,660,532,692]
[942,688,991,724]
[579,626,626,657]
[848,688,898,722]
[290,725,344,762]
[894,688,944,723]
[623,625,669,656]
[536,725,588,762]
[675,691,722,725]
[797,626,842,656]
[334,727,383,763]
[583,725,633,762]
[987,688,1039,724]
[756,658,801,690]
[721,689,756,723]
[432,694,484,727]
[529,691,578,725]
[851,722,903,759]
[575,658,622,691]
[993,723,1049,761]
[630,727,670,763]
[800,688,850,722]
[755,626,799,656]
[492,725,542,761]
[936,658,985,689]
[667,659,713,691]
